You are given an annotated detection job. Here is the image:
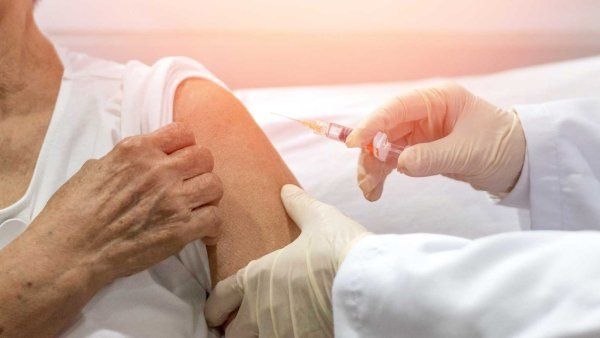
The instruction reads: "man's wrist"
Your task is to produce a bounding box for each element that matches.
[13,227,107,296]
[0,229,106,336]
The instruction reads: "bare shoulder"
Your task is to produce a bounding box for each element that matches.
[173,78,243,123]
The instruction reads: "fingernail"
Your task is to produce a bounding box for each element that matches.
[345,129,361,148]
[364,192,379,202]
[364,187,383,202]
[397,148,417,176]
[359,175,378,193]
[281,184,302,197]
[345,136,358,148]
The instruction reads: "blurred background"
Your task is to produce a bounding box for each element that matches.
[36,0,600,89]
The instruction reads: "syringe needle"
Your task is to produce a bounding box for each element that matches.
[272,112,326,135]
[271,112,304,124]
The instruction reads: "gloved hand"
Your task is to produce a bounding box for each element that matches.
[345,82,526,201]
[205,184,370,338]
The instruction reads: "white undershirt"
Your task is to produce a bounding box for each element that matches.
[0,48,224,338]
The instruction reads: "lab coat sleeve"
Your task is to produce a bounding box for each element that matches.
[333,232,600,338]
[500,98,600,230]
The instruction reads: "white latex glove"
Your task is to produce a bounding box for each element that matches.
[205,184,370,338]
[345,82,526,201]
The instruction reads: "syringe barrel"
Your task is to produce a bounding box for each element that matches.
[325,123,353,142]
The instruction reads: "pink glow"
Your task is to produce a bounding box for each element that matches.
[36,1,600,88]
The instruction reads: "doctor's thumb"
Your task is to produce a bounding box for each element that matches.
[281,184,328,230]
[205,271,245,328]
[397,139,456,177]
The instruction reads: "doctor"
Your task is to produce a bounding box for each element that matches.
[205,82,600,337]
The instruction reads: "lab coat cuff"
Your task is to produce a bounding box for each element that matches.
[510,103,562,230]
[496,151,531,209]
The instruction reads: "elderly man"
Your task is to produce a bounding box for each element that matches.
[0,0,298,336]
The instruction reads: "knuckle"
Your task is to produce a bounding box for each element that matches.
[207,220,222,237]
[82,158,98,170]
[155,193,181,217]
[203,173,223,195]
[375,106,394,121]
[172,225,193,246]
[156,159,179,178]
[178,208,193,223]
[138,160,154,173]
[172,122,196,140]
[195,146,214,171]
[437,81,465,96]
[117,136,147,154]
[182,206,222,240]
[437,80,460,90]
[166,189,188,211]
[201,219,221,239]
[213,180,225,201]
[171,122,190,134]
[202,206,221,227]
[403,147,426,176]
[146,165,168,183]
[194,173,210,188]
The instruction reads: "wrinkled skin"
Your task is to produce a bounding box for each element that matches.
[0,123,224,336]
[30,123,224,282]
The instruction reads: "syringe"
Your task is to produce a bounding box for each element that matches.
[272,113,405,162]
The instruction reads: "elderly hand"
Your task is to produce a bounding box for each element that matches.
[25,122,223,284]
[205,185,370,338]
[345,82,526,200]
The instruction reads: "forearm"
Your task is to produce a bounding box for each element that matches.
[0,118,221,335]
[174,79,299,283]
[0,231,101,337]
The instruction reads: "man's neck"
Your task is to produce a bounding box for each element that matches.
[0,3,63,119]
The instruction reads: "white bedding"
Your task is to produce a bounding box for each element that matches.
[235,56,600,238]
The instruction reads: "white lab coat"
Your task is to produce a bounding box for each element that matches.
[332,98,600,338]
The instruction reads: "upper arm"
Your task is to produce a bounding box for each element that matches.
[173,78,299,283]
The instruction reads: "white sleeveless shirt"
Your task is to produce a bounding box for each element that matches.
[0,48,224,337]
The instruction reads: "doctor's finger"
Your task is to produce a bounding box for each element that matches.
[346,89,434,148]
[364,182,385,202]
[397,132,463,177]
[357,150,393,201]
[205,270,245,327]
